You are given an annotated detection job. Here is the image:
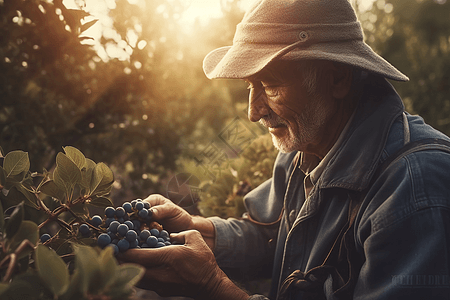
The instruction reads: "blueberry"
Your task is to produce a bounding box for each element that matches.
[115,207,125,218]
[107,243,119,255]
[105,217,115,227]
[112,239,119,245]
[157,237,165,243]
[79,224,91,237]
[108,221,120,233]
[141,243,150,248]
[117,239,130,252]
[108,231,117,240]
[139,230,151,241]
[155,242,166,248]
[122,202,132,213]
[129,239,139,249]
[146,236,158,247]
[116,217,125,223]
[117,224,129,237]
[150,228,160,237]
[144,202,150,209]
[124,220,134,230]
[131,199,137,208]
[125,230,137,242]
[40,233,51,243]
[164,241,171,246]
[105,206,115,218]
[138,208,148,219]
[160,230,169,240]
[97,233,111,248]
[91,215,103,227]
[135,201,144,211]
[132,219,141,231]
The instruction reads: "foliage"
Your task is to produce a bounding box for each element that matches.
[0,146,144,300]
[0,0,249,206]
[196,134,278,219]
[358,0,450,134]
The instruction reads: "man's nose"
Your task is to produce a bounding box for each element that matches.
[248,88,270,122]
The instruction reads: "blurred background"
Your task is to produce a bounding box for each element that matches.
[1,0,449,298]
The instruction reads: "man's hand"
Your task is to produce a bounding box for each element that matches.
[144,194,194,233]
[144,194,216,249]
[118,230,249,300]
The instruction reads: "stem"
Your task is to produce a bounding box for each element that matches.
[1,253,16,282]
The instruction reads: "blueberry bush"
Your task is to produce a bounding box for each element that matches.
[0,146,146,300]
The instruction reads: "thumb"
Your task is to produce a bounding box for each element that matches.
[170,230,203,246]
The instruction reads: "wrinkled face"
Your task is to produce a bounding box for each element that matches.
[245,62,336,154]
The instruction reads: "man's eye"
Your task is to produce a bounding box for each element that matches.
[263,85,279,97]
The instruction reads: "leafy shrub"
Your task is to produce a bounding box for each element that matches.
[0,146,144,300]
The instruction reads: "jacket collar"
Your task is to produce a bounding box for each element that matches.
[316,75,404,191]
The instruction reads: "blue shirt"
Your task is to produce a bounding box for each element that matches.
[209,75,450,299]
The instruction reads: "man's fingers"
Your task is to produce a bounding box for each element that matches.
[171,230,203,246]
[118,248,171,268]
[143,194,171,206]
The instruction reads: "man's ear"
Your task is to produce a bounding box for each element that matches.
[328,62,353,99]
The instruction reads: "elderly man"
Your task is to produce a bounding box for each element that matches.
[121,0,450,299]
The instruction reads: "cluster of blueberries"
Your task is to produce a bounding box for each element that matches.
[39,199,172,255]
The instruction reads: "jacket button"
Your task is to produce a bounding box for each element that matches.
[289,210,297,224]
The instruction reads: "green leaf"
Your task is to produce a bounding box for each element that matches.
[35,244,70,296]
[109,264,144,291]
[4,202,24,240]
[80,19,98,33]
[80,158,95,193]
[0,283,8,297]
[15,184,39,208]
[90,162,114,196]
[63,146,86,170]
[9,220,39,258]
[88,196,113,208]
[0,197,4,233]
[53,153,82,201]
[40,179,65,201]
[70,202,89,217]
[0,166,6,186]
[3,151,30,179]
[99,246,117,288]
[73,244,101,294]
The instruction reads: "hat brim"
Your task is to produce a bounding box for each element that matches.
[203,41,409,82]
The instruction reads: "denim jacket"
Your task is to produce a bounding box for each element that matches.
[209,76,450,299]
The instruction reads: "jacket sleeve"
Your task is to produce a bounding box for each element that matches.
[351,150,450,299]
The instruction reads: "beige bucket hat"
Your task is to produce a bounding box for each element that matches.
[203,0,408,81]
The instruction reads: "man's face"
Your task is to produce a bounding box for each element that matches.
[245,62,336,155]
